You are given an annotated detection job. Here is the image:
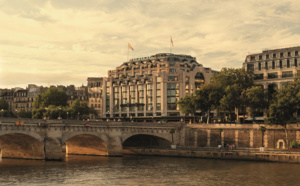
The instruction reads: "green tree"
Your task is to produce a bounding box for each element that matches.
[177,95,197,123]
[0,98,9,110]
[211,68,254,123]
[33,87,68,109]
[17,111,32,118]
[245,86,267,119]
[267,79,300,148]
[32,108,46,119]
[195,83,223,124]
[220,84,240,122]
[69,99,90,119]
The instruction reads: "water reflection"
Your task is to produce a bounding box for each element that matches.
[0,155,299,185]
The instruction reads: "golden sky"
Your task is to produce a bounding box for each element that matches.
[1,0,300,88]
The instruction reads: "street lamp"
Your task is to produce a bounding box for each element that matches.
[45,108,48,120]
[67,112,69,120]
[15,109,18,118]
[77,112,80,120]
[59,107,62,119]
[1,109,4,118]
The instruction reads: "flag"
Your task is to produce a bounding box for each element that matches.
[170,36,174,47]
[128,43,134,51]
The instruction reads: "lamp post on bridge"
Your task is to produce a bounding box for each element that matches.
[59,107,61,119]
[1,109,4,118]
[15,109,18,119]
[77,112,80,120]
[67,112,69,120]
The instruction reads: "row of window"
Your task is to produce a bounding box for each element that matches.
[250,51,299,61]
[256,59,298,70]
[254,71,294,80]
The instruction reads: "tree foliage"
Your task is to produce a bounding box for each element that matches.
[245,86,267,118]
[0,98,9,110]
[177,67,255,123]
[33,87,68,109]
[194,83,223,123]
[267,79,300,148]
[177,95,197,122]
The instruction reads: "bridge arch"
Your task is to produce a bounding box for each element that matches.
[0,132,44,159]
[122,133,172,148]
[62,132,109,156]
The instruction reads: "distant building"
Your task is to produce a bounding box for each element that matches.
[89,53,216,120]
[87,77,104,118]
[244,46,300,93]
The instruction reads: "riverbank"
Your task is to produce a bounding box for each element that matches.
[123,148,300,163]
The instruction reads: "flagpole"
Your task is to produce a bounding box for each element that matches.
[127,43,129,61]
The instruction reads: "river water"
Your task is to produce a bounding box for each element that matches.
[0,155,299,186]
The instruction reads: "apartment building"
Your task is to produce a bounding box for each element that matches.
[244,46,300,93]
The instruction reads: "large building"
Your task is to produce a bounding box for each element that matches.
[244,46,300,93]
[90,53,216,121]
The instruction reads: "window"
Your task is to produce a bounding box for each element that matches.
[282,71,293,78]
[288,52,291,57]
[272,61,275,69]
[266,54,269,59]
[265,62,268,70]
[268,72,278,79]
[295,59,298,67]
[250,56,255,61]
[273,54,276,58]
[259,55,262,60]
[247,64,254,71]
[169,62,175,66]
[258,63,261,70]
[287,60,290,68]
[168,76,178,81]
[167,83,179,110]
[169,68,176,74]
[254,74,264,80]
[280,53,283,58]
[280,60,282,68]
[295,51,298,56]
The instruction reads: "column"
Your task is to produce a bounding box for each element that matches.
[194,131,198,147]
[207,129,211,147]
[235,130,239,147]
[250,130,254,147]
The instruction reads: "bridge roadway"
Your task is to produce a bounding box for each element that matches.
[0,118,183,160]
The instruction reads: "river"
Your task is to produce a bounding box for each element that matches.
[0,155,299,186]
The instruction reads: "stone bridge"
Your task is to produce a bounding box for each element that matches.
[0,119,183,160]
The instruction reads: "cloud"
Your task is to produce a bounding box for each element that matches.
[1,0,300,88]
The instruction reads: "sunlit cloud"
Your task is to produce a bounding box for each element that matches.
[1,0,300,88]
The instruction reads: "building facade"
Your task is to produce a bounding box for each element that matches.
[87,77,104,118]
[96,53,215,120]
[244,46,300,92]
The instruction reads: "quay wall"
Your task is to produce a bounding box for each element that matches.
[123,148,300,163]
[182,124,300,149]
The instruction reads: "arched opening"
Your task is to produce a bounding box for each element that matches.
[0,133,44,159]
[123,134,171,148]
[65,134,108,156]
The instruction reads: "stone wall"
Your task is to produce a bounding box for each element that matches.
[185,124,300,148]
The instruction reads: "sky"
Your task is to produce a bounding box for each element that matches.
[1,0,300,89]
